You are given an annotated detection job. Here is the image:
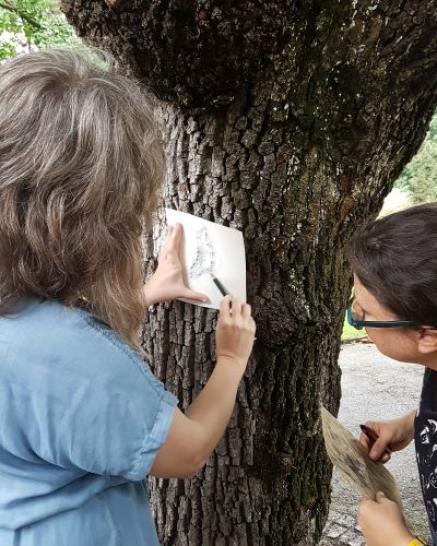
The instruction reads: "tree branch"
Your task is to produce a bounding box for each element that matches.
[0,1,43,30]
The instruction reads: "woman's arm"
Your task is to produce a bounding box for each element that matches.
[150,296,255,479]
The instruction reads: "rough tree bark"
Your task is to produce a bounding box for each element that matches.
[61,1,437,544]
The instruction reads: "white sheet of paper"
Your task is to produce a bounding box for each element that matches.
[165,209,246,310]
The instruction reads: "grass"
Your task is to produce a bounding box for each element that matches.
[341,318,368,343]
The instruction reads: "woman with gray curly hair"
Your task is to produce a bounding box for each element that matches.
[0,49,256,546]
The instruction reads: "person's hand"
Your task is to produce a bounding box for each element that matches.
[358,492,413,546]
[359,411,415,463]
[215,296,256,376]
[144,223,209,306]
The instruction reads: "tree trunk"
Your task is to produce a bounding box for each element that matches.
[61,1,437,544]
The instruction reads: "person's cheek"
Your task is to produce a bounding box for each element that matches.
[365,329,391,357]
[368,331,413,362]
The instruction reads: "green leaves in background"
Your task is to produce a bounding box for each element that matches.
[395,113,437,204]
[0,0,81,59]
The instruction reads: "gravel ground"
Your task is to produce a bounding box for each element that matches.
[320,342,429,545]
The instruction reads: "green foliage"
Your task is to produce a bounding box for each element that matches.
[0,0,81,59]
[395,112,437,204]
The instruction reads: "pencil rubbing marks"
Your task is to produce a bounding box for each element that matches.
[321,406,403,510]
[344,454,369,490]
[189,227,217,278]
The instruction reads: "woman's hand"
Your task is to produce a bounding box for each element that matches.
[359,410,416,463]
[215,296,256,377]
[358,492,413,546]
[144,223,208,306]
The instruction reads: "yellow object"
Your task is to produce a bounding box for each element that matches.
[408,539,425,546]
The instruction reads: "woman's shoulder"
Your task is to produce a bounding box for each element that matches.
[0,297,149,388]
[0,297,105,347]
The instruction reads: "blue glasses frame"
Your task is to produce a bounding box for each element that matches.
[346,299,421,331]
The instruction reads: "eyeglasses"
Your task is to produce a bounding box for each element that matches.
[346,290,421,331]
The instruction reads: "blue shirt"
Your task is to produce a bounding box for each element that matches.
[0,297,178,546]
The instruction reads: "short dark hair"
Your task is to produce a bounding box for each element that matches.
[347,202,437,327]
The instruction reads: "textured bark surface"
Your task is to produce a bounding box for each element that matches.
[62,1,437,544]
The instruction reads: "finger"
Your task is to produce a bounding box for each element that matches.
[162,222,180,252]
[375,491,386,504]
[380,452,391,463]
[231,297,241,315]
[357,497,375,521]
[242,303,251,319]
[359,432,371,452]
[172,223,182,246]
[182,289,209,303]
[159,225,173,255]
[369,436,390,461]
[219,295,232,319]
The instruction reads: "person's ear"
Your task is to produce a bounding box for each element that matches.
[417,328,437,355]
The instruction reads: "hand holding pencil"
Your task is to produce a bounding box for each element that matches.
[359,411,416,463]
[215,295,256,374]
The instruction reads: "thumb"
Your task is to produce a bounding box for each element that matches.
[376,491,385,502]
[369,437,389,461]
[181,288,209,303]
[375,491,391,505]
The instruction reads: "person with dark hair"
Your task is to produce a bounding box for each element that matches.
[0,49,256,546]
[346,203,437,546]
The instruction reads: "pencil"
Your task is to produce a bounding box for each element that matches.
[359,424,392,456]
[211,274,231,297]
